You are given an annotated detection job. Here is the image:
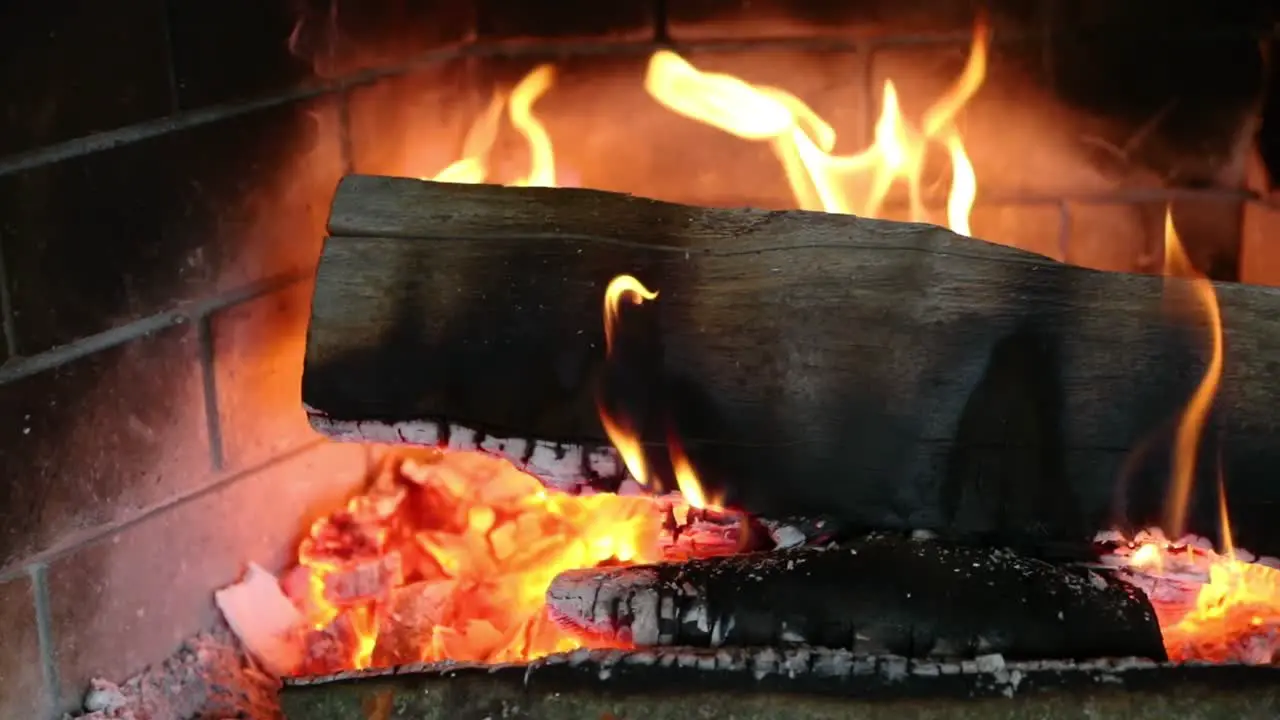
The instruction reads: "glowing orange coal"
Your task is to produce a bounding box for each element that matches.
[297,450,667,668]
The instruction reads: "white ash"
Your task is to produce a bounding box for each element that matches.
[545,566,662,644]
[65,625,280,720]
[306,414,630,494]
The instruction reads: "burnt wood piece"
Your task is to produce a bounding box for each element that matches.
[279,648,1280,720]
[544,534,1166,661]
[304,175,1280,557]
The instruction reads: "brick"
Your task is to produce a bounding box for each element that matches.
[211,279,319,470]
[45,441,367,714]
[668,0,980,41]
[169,0,475,107]
[477,0,651,42]
[0,1,173,157]
[1242,197,1280,288]
[1044,1,1265,186]
[1064,202,1163,274]
[347,60,490,180]
[0,325,210,570]
[0,96,343,355]
[0,572,47,720]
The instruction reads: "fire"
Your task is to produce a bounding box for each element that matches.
[596,273,721,509]
[1110,209,1280,664]
[597,274,659,486]
[643,15,987,232]
[282,12,1280,671]
[1159,209,1225,538]
[296,450,667,668]
[428,64,558,187]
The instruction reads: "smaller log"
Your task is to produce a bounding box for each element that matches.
[546,534,1166,661]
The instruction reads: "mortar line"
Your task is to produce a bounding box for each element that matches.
[196,316,226,472]
[29,563,61,712]
[0,232,19,360]
[0,270,305,386]
[0,438,329,584]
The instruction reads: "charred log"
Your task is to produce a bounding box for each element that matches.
[279,648,1280,720]
[544,534,1166,662]
[303,175,1280,557]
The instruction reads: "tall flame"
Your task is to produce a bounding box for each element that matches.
[597,275,659,486]
[643,15,988,232]
[428,64,557,186]
[1161,208,1225,538]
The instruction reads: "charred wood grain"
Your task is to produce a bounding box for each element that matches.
[279,648,1280,720]
[304,175,1280,557]
[543,534,1165,661]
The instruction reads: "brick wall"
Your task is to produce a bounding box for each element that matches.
[0,1,1274,718]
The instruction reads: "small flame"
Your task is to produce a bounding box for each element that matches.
[427,64,557,187]
[643,15,988,232]
[667,430,720,510]
[597,275,659,485]
[1161,208,1225,539]
[602,274,659,354]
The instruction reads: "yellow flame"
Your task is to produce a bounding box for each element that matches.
[1161,208,1225,538]
[598,275,660,485]
[508,65,557,187]
[643,15,989,233]
[427,64,557,187]
[667,432,719,510]
[602,274,659,353]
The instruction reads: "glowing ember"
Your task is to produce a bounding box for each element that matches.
[295,450,672,669]
[1104,527,1280,664]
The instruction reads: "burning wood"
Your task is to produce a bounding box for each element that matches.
[1098,527,1280,664]
[303,173,1280,559]
[544,533,1167,661]
[268,451,755,672]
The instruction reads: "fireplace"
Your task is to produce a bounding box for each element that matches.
[2,1,1280,718]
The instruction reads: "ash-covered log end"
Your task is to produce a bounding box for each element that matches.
[547,533,1168,662]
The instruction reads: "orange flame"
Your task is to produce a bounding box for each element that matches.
[1161,208,1225,539]
[428,64,557,186]
[596,275,659,486]
[667,430,720,510]
[1114,209,1278,664]
[643,15,988,231]
[297,452,667,668]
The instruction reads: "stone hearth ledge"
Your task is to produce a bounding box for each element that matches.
[279,647,1280,720]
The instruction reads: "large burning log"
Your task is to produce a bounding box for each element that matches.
[544,534,1167,662]
[302,175,1280,556]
